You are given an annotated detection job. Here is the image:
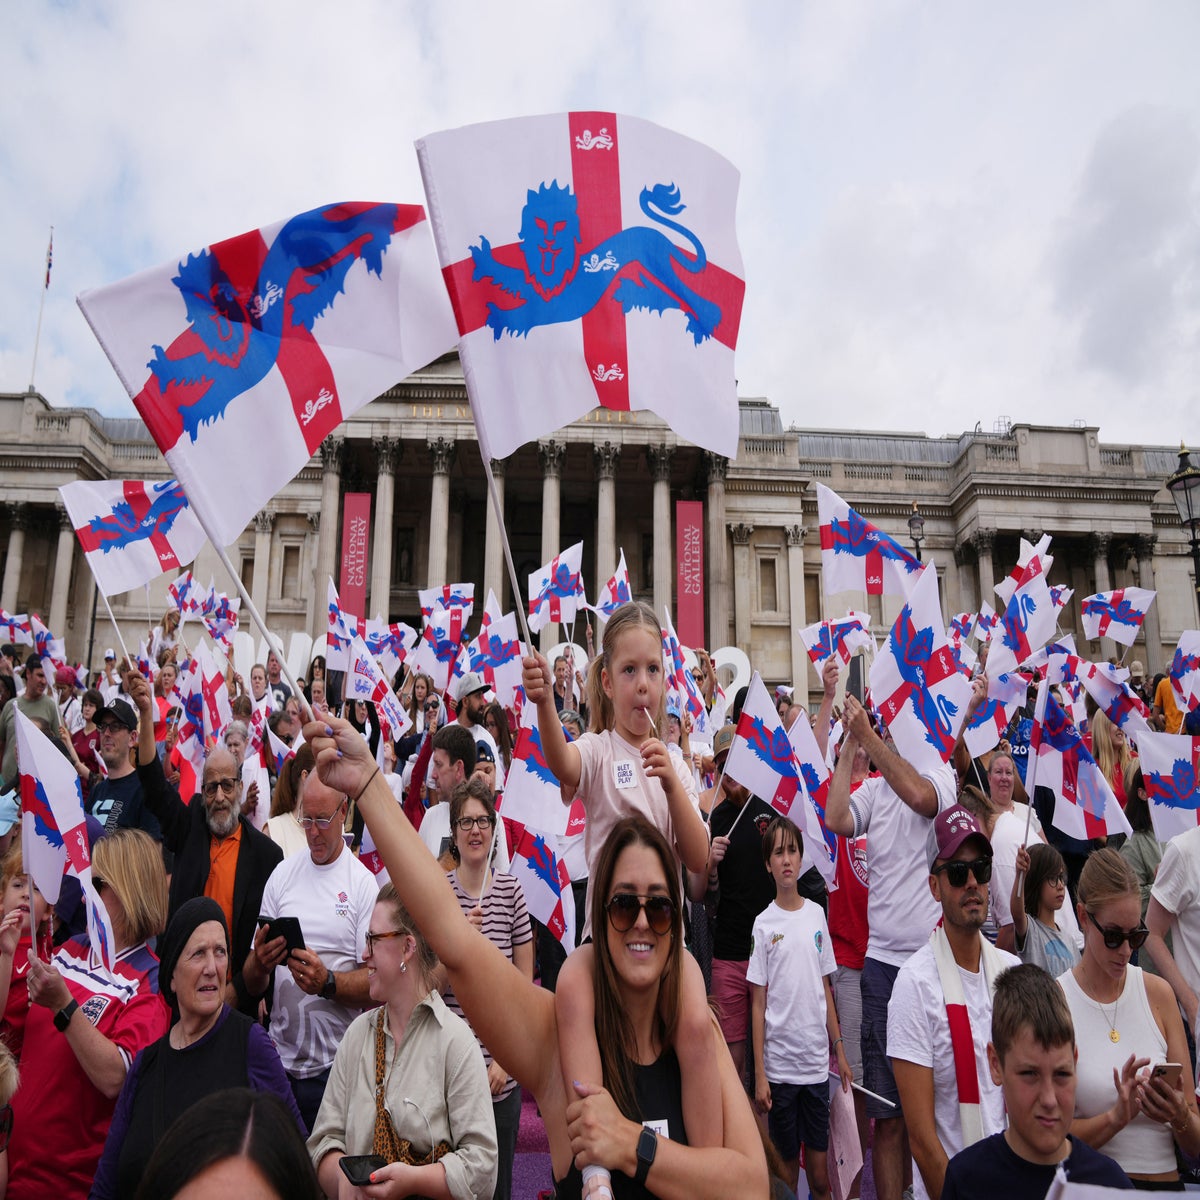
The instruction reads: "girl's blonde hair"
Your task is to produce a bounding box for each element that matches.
[585,602,667,736]
[1091,711,1131,787]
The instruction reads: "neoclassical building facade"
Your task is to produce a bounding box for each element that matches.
[1,354,1194,699]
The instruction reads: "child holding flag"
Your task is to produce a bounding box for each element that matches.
[522,602,720,1198]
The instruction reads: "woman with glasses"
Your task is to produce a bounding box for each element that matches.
[1059,848,1200,1186]
[443,777,532,1200]
[91,897,302,1199]
[308,882,497,1199]
[306,713,769,1199]
[7,829,170,1200]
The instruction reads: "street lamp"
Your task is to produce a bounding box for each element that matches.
[908,501,925,562]
[1166,443,1200,623]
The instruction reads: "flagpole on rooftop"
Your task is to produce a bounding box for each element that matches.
[28,227,52,393]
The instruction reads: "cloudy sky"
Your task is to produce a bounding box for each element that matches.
[2,1,1196,448]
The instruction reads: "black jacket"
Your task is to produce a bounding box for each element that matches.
[138,755,283,1018]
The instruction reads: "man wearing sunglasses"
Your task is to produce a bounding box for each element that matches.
[130,674,282,1021]
[887,806,1020,1200]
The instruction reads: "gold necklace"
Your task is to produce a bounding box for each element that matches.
[1102,994,1120,1043]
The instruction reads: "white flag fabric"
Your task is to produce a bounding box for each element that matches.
[1137,730,1200,842]
[815,484,922,599]
[59,478,207,597]
[417,111,744,460]
[1081,588,1157,646]
[78,202,457,547]
[528,542,586,634]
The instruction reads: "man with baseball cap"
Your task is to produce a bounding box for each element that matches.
[886,806,1019,1200]
[85,696,161,840]
[454,671,505,791]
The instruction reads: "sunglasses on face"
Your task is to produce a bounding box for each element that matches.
[932,856,993,888]
[1086,910,1149,951]
[606,892,676,936]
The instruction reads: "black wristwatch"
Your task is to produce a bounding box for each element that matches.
[319,969,337,1000]
[635,1126,658,1185]
[54,998,79,1032]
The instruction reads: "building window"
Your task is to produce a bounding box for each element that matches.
[241,556,255,595]
[805,572,822,626]
[758,555,779,614]
[281,545,301,599]
[393,528,414,585]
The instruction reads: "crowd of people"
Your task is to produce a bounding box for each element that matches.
[0,594,1196,1200]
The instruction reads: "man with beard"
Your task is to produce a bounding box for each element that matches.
[887,806,1019,1200]
[130,674,281,1019]
[454,672,505,790]
[242,770,376,1129]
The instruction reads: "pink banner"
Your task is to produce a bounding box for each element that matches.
[339,493,371,619]
[675,500,705,647]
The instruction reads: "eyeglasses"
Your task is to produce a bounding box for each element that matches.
[1086,910,1149,951]
[0,1103,11,1153]
[455,815,495,832]
[606,893,676,936]
[1045,873,1066,887]
[97,722,127,735]
[932,857,993,887]
[202,777,239,798]
[364,929,408,955]
[298,805,345,831]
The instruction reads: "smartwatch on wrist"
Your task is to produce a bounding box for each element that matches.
[54,998,79,1032]
[635,1126,658,1185]
[319,969,337,1000]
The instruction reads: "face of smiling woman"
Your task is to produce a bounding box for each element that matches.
[604,842,675,993]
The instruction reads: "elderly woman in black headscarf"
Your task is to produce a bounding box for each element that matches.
[90,897,303,1200]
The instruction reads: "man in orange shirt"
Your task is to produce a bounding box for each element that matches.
[129,674,282,1017]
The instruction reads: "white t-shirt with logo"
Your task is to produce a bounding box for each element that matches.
[746,899,837,1085]
[259,846,378,1078]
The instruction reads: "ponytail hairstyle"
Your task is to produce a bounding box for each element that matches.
[585,601,667,736]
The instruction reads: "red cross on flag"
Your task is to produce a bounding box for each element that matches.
[416,112,745,461]
[59,479,207,597]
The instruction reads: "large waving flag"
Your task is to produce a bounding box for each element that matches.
[59,478,207,597]
[506,818,576,951]
[346,632,412,739]
[528,542,585,633]
[985,550,1057,679]
[785,709,838,886]
[1081,588,1156,646]
[419,583,475,625]
[407,607,462,694]
[194,640,233,742]
[14,707,91,903]
[417,112,744,461]
[590,550,632,623]
[994,534,1053,607]
[0,610,32,646]
[800,611,875,668]
[1033,692,1131,841]
[466,609,525,711]
[815,484,922,598]
[725,673,803,815]
[1168,632,1200,713]
[1137,731,1200,842]
[78,203,457,547]
[870,566,972,774]
[499,692,570,837]
[1074,658,1152,737]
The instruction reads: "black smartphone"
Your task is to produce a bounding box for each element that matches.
[847,655,865,703]
[339,1155,387,1186]
[257,916,305,957]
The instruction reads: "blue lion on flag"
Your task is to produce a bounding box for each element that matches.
[741,715,800,783]
[523,834,561,892]
[86,480,191,553]
[470,181,721,345]
[1146,758,1199,810]
[827,511,920,575]
[146,203,406,442]
[1082,595,1142,630]
[517,725,559,788]
[890,608,960,758]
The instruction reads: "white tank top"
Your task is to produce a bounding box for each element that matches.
[1058,966,1173,1175]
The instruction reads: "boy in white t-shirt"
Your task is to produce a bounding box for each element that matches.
[749,815,852,1200]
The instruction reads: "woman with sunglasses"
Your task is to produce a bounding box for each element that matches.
[1059,848,1200,1186]
[308,882,497,1199]
[8,829,170,1200]
[305,713,769,1199]
[442,777,532,1200]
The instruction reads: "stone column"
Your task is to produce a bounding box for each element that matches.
[705,453,729,651]
[483,458,507,610]
[1,503,28,614]
[48,507,76,638]
[538,440,566,652]
[730,523,754,654]
[1132,534,1163,672]
[314,437,344,602]
[648,444,674,621]
[786,525,807,687]
[426,438,456,589]
[1090,532,1114,660]
[252,509,274,621]
[972,529,996,609]
[370,437,399,618]
[594,442,621,590]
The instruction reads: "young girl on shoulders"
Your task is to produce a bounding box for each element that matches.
[522,602,719,1198]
